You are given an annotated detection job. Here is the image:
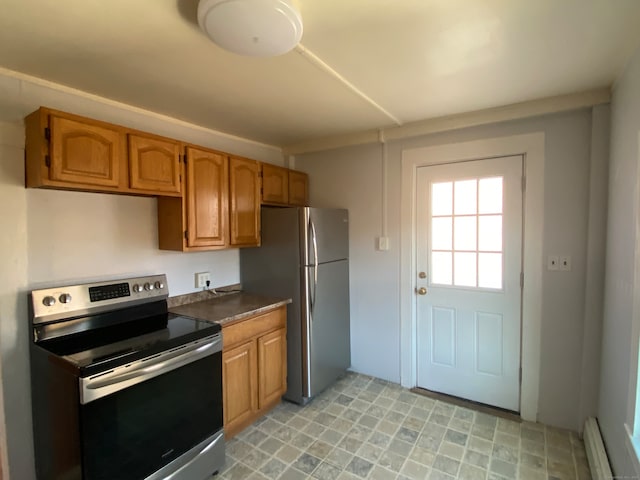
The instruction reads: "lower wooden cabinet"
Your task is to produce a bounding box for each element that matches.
[258,328,287,408]
[222,306,287,438]
[222,340,258,433]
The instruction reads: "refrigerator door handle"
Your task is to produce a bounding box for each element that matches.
[307,266,315,321]
[310,219,318,315]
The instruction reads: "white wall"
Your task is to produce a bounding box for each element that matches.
[0,71,282,480]
[295,107,609,432]
[0,121,30,480]
[598,44,640,475]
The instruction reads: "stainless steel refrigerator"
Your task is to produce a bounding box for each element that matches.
[240,206,351,404]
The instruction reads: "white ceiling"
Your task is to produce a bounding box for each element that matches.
[0,0,639,147]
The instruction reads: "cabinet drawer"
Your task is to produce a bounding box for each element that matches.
[222,306,286,349]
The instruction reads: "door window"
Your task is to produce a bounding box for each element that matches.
[430,176,504,289]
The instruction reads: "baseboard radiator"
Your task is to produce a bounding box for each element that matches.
[584,417,613,479]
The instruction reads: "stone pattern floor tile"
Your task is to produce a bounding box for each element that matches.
[214,373,590,479]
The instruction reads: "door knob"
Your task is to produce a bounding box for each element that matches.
[416,287,427,295]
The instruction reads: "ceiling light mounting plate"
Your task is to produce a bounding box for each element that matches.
[197,0,303,57]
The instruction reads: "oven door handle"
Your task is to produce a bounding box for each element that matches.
[80,334,222,404]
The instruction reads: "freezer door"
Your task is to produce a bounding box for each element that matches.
[301,208,349,266]
[303,259,351,398]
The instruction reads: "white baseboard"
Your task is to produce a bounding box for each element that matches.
[584,417,613,480]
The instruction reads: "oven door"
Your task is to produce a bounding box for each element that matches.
[79,335,223,480]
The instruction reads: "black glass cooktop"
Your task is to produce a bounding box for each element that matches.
[36,313,221,376]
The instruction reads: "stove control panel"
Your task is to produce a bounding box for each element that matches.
[31,274,169,324]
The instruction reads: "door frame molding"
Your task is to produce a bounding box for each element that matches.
[400,133,544,421]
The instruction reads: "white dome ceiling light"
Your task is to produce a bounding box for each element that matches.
[197,0,303,57]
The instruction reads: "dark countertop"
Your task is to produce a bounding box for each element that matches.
[168,292,291,327]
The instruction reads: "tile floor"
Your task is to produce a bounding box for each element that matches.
[215,373,591,480]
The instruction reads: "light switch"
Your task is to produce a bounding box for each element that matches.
[547,255,559,271]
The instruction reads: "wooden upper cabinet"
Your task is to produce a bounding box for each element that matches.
[128,134,181,195]
[229,156,260,247]
[25,108,127,193]
[48,115,125,189]
[26,107,182,196]
[261,164,289,205]
[186,147,228,248]
[288,170,309,206]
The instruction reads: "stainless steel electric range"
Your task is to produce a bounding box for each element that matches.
[29,274,224,480]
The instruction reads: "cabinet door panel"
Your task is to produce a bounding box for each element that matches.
[229,156,260,246]
[261,164,289,205]
[187,147,228,247]
[129,134,181,194]
[222,341,258,432]
[258,328,287,409]
[288,171,308,206]
[50,116,123,188]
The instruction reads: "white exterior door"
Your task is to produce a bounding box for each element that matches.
[415,155,523,411]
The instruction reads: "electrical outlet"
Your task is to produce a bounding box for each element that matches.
[195,272,210,288]
[547,255,559,271]
[559,255,572,271]
[377,236,389,251]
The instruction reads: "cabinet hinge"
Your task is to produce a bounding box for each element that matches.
[184,231,188,240]
[44,127,50,141]
[519,367,522,383]
[182,154,187,165]
[520,272,524,288]
[45,155,51,167]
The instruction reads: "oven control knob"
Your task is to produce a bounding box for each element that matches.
[59,293,72,304]
[42,296,56,307]
[154,281,164,290]
[144,282,154,291]
[132,284,141,293]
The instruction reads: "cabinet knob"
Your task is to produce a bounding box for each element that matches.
[416,287,427,295]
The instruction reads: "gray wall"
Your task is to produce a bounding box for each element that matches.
[295,107,609,431]
[598,44,640,475]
